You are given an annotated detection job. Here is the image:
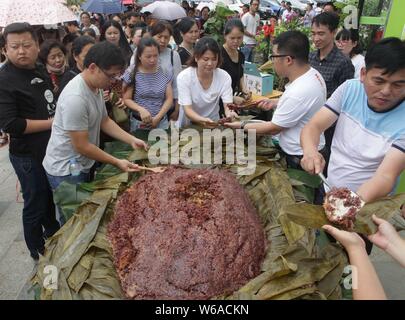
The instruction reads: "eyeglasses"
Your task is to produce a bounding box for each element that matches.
[336,39,350,44]
[99,68,122,81]
[269,54,295,60]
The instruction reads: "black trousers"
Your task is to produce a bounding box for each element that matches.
[9,154,60,259]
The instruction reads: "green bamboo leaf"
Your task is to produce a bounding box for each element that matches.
[287,168,321,188]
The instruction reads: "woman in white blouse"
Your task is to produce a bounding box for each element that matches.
[335,28,365,79]
[176,37,237,128]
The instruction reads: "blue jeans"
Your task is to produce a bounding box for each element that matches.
[46,171,91,225]
[241,44,255,62]
[9,154,60,259]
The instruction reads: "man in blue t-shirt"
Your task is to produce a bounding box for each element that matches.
[300,37,405,204]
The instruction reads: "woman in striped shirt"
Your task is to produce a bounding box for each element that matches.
[123,38,173,131]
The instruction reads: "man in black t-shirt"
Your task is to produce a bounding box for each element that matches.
[0,23,60,261]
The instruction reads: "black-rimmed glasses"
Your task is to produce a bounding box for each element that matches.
[99,68,123,81]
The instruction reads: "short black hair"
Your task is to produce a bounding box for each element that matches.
[335,28,363,57]
[65,20,79,27]
[72,35,95,57]
[0,33,6,63]
[130,24,149,38]
[365,37,405,75]
[151,21,173,37]
[62,33,79,46]
[312,12,339,32]
[3,22,38,44]
[132,21,148,29]
[38,40,67,65]
[69,35,95,66]
[224,18,244,36]
[0,34,5,49]
[111,14,122,21]
[324,2,337,11]
[189,36,222,67]
[126,12,140,20]
[201,6,210,13]
[80,12,91,19]
[82,28,96,39]
[176,17,197,35]
[272,30,309,64]
[84,41,125,70]
[250,0,260,5]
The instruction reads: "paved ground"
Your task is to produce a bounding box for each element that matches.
[0,145,404,300]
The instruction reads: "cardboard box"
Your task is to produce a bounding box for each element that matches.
[243,62,274,96]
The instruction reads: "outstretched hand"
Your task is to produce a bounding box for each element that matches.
[368,214,401,250]
[131,137,149,151]
[115,159,141,173]
[322,225,365,251]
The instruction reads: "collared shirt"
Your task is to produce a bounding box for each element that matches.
[309,45,354,98]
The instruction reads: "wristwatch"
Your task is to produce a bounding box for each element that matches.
[240,120,247,130]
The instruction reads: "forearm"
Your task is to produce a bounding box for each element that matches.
[123,99,144,113]
[184,106,208,124]
[223,104,234,117]
[101,117,134,145]
[74,141,119,167]
[348,247,387,300]
[244,30,254,38]
[155,98,173,121]
[239,78,246,93]
[356,174,396,203]
[300,124,321,154]
[244,122,281,135]
[386,238,405,268]
[24,119,53,134]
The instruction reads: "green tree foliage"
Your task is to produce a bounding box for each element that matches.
[203,3,235,45]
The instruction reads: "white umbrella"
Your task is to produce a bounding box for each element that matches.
[140,0,177,13]
[0,0,76,27]
[196,2,216,11]
[141,1,186,21]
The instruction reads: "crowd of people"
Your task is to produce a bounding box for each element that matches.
[0,0,405,300]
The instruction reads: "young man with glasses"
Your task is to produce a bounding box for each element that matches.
[43,41,148,197]
[0,23,60,261]
[226,31,327,169]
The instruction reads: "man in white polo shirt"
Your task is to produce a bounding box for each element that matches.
[300,37,405,204]
[226,31,327,169]
[241,0,260,62]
